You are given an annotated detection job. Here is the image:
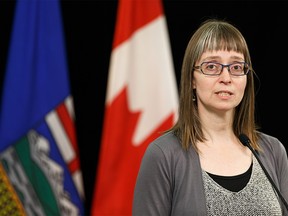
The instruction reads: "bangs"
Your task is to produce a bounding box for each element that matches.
[200,25,248,54]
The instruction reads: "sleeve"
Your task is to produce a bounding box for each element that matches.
[275,139,288,214]
[132,142,173,216]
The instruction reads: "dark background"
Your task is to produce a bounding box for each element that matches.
[1,0,287,214]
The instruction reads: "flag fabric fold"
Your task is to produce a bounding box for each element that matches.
[0,0,84,215]
[91,0,178,215]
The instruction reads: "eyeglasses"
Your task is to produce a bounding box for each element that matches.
[194,62,250,76]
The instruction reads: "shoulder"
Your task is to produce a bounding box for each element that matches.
[146,131,183,156]
[142,131,193,166]
[258,132,286,152]
[258,132,287,159]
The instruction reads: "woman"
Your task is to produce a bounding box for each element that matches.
[132,19,288,215]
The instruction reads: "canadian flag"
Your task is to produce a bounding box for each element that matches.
[90,0,178,215]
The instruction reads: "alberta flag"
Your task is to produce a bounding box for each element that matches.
[0,0,84,215]
[90,0,179,215]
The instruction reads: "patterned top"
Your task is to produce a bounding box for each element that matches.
[202,156,282,215]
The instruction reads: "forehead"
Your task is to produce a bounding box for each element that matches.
[199,50,244,62]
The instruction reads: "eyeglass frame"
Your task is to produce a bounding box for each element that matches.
[193,61,250,76]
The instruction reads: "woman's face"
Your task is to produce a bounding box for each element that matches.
[193,50,247,114]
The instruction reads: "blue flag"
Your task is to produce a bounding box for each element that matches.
[0,0,85,215]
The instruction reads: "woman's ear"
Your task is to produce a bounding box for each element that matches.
[192,80,196,89]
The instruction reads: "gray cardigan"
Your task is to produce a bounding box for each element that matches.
[132,132,288,216]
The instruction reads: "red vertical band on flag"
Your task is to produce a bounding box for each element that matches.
[113,0,163,48]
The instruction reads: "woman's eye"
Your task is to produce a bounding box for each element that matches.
[206,64,217,70]
[232,64,242,71]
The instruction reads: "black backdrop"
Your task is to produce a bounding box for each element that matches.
[1,0,287,214]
